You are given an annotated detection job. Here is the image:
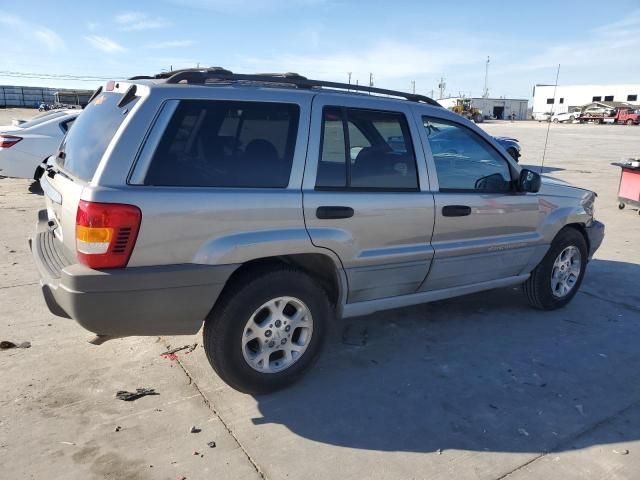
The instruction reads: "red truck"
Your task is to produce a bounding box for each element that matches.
[606,108,640,125]
[579,107,640,125]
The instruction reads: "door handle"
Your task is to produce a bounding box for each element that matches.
[442,205,472,217]
[316,206,354,219]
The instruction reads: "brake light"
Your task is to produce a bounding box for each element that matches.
[75,200,142,269]
[0,135,22,148]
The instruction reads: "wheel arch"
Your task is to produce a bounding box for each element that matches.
[213,253,347,319]
[561,222,590,254]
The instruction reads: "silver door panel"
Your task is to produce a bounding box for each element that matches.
[303,93,436,303]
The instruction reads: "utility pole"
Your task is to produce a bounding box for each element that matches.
[411,80,415,94]
[483,56,490,98]
[347,72,352,85]
[369,73,373,86]
[438,77,446,99]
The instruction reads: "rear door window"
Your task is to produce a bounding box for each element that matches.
[316,107,418,190]
[145,100,300,188]
[57,92,138,181]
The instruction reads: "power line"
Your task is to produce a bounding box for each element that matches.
[0,70,121,82]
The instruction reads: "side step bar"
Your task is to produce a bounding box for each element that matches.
[342,274,529,318]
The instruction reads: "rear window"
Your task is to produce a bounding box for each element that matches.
[19,110,68,129]
[57,92,137,181]
[145,100,300,188]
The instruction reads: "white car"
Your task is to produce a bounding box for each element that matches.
[532,111,552,122]
[0,109,79,179]
[551,111,581,123]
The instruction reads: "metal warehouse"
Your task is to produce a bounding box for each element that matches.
[532,83,640,116]
[0,85,93,108]
[438,96,529,120]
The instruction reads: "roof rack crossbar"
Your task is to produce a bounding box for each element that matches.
[156,68,440,106]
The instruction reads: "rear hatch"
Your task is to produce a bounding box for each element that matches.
[41,86,140,258]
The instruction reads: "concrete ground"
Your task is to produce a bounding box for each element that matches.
[1,109,639,479]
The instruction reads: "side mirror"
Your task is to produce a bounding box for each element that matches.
[518,169,541,193]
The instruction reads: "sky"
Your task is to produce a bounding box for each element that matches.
[1,0,639,100]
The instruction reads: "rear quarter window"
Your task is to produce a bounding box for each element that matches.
[144,100,300,188]
[57,92,138,181]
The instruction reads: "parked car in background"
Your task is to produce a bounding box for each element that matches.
[551,111,581,123]
[32,70,603,393]
[0,109,79,180]
[582,106,614,117]
[533,111,552,122]
[494,136,521,161]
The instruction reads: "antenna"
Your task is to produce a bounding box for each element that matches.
[541,64,561,173]
[483,56,490,98]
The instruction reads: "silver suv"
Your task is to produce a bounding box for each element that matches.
[31,69,604,393]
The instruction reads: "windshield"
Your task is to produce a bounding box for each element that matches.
[56,92,137,181]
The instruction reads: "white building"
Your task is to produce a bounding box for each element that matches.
[438,97,529,120]
[532,84,640,116]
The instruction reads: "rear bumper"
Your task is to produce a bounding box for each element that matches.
[586,220,605,260]
[30,210,237,336]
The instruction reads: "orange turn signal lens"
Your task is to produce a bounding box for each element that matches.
[76,225,113,254]
[76,225,113,243]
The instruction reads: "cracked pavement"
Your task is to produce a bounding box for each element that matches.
[1,110,639,479]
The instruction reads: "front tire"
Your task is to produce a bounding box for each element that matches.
[203,267,331,394]
[523,228,588,310]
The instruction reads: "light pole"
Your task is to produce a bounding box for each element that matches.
[483,56,490,98]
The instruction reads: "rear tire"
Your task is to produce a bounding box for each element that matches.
[552,118,559,123]
[523,228,588,310]
[626,119,634,126]
[203,267,331,394]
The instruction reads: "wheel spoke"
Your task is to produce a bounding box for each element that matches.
[244,329,259,342]
[268,299,286,316]
[288,308,306,327]
[254,350,271,370]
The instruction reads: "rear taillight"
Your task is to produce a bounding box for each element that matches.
[76,200,142,269]
[0,135,22,148]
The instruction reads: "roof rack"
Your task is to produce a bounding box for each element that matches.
[128,67,441,106]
